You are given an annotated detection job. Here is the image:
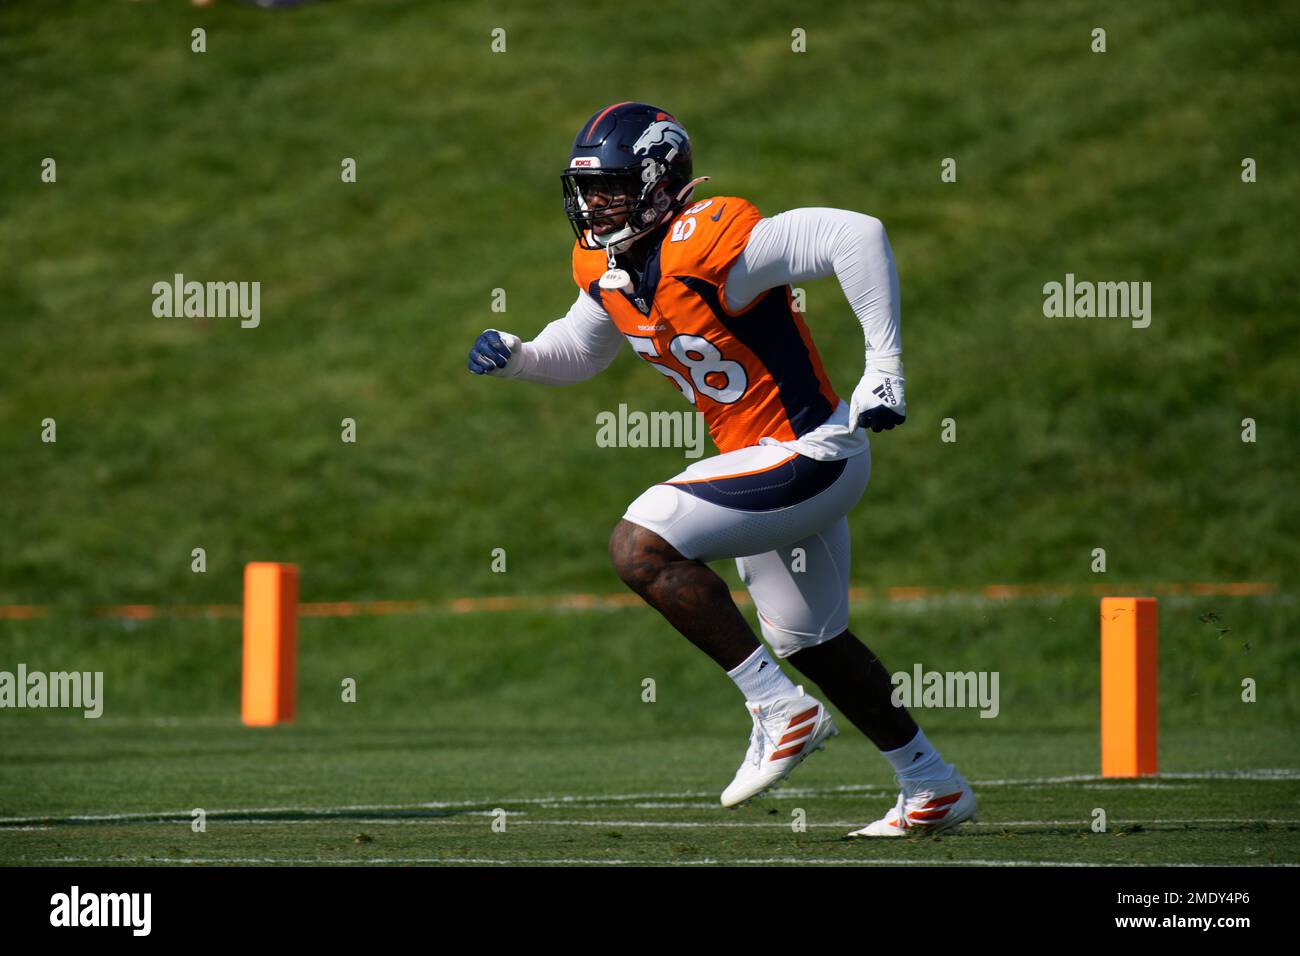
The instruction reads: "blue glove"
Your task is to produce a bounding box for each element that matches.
[468,329,521,376]
[859,405,907,432]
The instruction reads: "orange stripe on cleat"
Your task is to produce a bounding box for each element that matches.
[770,744,806,760]
[777,725,814,746]
[787,706,819,727]
[909,808,952,822]
[921,791,964,810]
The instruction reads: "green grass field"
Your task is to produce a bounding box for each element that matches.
[2,597,1296,865]
[1,0,1298,867]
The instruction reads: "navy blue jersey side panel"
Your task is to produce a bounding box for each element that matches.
[675,276,834,437]
[633,232,665,311]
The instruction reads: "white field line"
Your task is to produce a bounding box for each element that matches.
[17,856,1299,868]
[127,817,1300,829]
[1,769,1295,827]
[537,785,1200,803]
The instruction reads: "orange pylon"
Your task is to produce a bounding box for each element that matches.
[241,563,298,726]
[1100,597,1158,776]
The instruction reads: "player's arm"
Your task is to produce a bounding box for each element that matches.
[467,289,624,385]
[723,207,905,432]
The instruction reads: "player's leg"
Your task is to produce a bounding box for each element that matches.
[792,628,982,836]
[737,519,978,836]
[608,519,759,671]
[789,633,918,750]
[611,443,870,805]
[610,512,839,807]
[734,519,915,749]
[611,444,869,660]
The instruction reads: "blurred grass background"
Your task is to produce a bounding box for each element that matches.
[2,0,1296,609]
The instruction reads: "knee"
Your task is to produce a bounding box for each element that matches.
[608,519,675,593]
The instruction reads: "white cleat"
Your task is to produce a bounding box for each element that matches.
[720,686,837,808]
[847,766,978,837]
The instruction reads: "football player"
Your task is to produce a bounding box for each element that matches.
[468,102,977,836]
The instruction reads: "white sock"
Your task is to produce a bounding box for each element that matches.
[727,646,799,705]
[882,729,947,781]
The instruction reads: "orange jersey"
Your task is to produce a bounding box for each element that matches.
[572,197,840,453]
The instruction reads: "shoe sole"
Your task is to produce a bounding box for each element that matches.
[724,718,839,808]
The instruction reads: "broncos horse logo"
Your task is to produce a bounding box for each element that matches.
[632,120,687,158]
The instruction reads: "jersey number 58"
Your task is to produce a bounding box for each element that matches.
[625,333,747,405]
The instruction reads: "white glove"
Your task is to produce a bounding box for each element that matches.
[848,356,906,433]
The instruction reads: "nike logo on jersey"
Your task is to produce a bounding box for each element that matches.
[711,203,727,222]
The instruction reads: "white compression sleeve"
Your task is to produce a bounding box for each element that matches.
[512,289,626,385]
[723,207,902,371]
